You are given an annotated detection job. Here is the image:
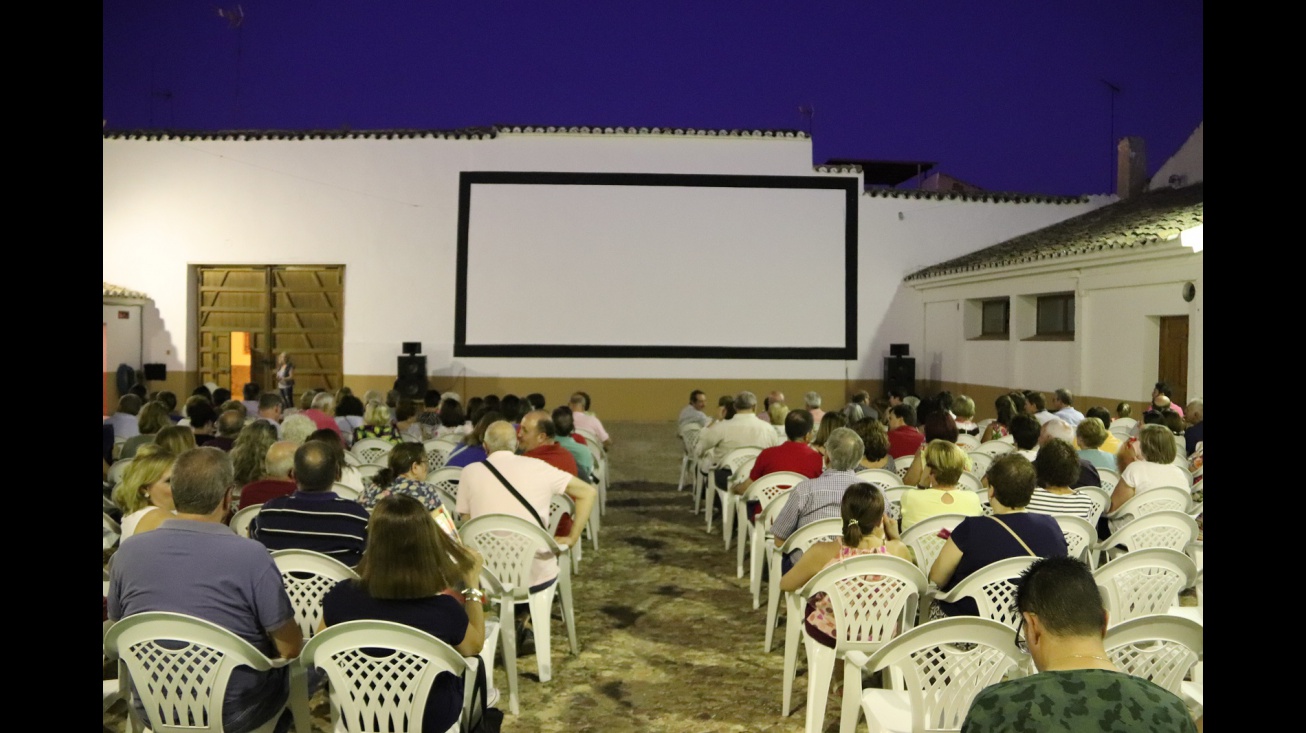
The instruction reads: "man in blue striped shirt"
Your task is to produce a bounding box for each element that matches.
[252,440,370,567]
[770,427,866,572]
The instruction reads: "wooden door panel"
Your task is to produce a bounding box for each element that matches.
[1158,316,1189,408]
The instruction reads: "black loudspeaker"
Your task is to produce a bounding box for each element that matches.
[143,363,167,381]
[402,341,422,355]
[396,356,428,399]
[889,343,910,357]
[884,357,916,397]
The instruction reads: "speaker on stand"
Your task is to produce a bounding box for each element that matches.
[397,344,428,400]
[884,344,916,397]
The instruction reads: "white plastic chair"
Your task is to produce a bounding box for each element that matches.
[300,618,474,733]
[107,457,133,487]
[928,556,1037,629]
[1105,485,1192,527]
[1094,548,1196,626]
[676,424,703,492]
[330,482,360,502]
[229,504,262,538]
[719,452,761,550]
[967,450,993,479]
[427,466,463,503]
[955,433,980,451]
[957,471,984,494]
[880,486,911,524]
[707,446,764,537]
[423,438,457,472]
[1096,466,1120,494]
[893,453,915,481]
[350,437,395,466]
[270,548,360,640]
[342,451,361,467]
[1103,614,1203,704]
[843,617,1028,733]
[1093,510,1199,568]
[459,513,575,712]
[549,493,582,574]
[782,554,929,733]
[766,518,842,652]
[972,440,1015,459]
[854,468,903,493]
[104,511,123,550]
[355,464,384,482]
[736,471,806,579]
[103,611,301,733]
[1077,485,1111,526]
[583,436,609,519]
[1052,514,1098,564]
[750,492,792,611]
[898,513,969,578]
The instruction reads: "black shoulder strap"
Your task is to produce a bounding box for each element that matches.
[482,460,548,530]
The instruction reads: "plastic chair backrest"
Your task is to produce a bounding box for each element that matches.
[301,619,468,733]
[893,454,915,480]
[717,446,764,476]
[459,513,561,595]
[1102,614,1203,699]
[973,440,1015,458]
[1052,514,1098,564]
[271,549,360,639]
[967,451,993,478]
[1077,485,1111,526]
[899,513,970,576]
[427,466,462,502]
[103,611,281,733]
[1095,466,1120,494]
[549,493,577,536]
[1094,548,1196,626]
[1108,486,1192,523]
[1100,511,1199,555]
[880,486,911,522]
[744,471,806,505]
[955,434,981,451]
[342,451,361,467]
[936,556,1038,629]
[107,457,132,487]
[854,468,902,493]
[757,491,793,533]
[331,482,360,502]
[779,517,844,556]
[859,617,1027,733]
[350,438,395,466]
[229,504,261,538]
[957,471,984,493]
[798,554,928,651]
[575,428,600,447]
[423,438,456,472]
[355,464,384,481]
[679,424,703,454]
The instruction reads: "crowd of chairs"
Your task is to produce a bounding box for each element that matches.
[676,411,1204,732]
[103,419,613,732]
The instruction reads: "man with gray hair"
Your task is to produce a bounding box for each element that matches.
[204,409,246,452]
[252,440,370,567]
[803,391,826,426]
[301,391,344,439]
[235,441,298,510]
[108,447,302,733]
[1038,419,1101,489]
[1184,398,1203,457]
[1050,389,1085,427]
[770,427,869,570]
[694,390,782,470]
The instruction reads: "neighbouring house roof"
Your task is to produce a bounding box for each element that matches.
[103,282,149,299]
[102,125,811,141]
[824,158,937,187]
[904,182,1203,281]
[865,188,1089,205]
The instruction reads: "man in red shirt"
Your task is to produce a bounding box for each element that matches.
[886,403,925,459]
[518,410,579,476]
[733,409,823,496]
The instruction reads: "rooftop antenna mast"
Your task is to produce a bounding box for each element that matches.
[1101,79,1121,193]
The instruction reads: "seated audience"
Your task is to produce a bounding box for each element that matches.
[980,395,1018,443]
[902,411,970,487]
[436,398,469,438]
[929,453,1067,616]
[570,392,612,449]
[779,483,909,648]
[255,393,284,437]
[251,440,370,567]
[768,400,791,427]
[551,407,595,481]
[694,391,782,471]
[201,409,245,452]
[1184,399,1203,458]
[850,417,896,473]
[962,556,1198,733]
[353,402,402,445]
[952,395,979,436]
[108,446,301,733]
[886,404,924,460]
[333,394,366,445]
[241,382,262,417]
[394,398,424,441]
[157,390,181,423]
[1149,381,1185,419]
[235,441,298,510]
[229,420,280,489]
[1108,424,1190,532]
[301,392,344,440]
[321,493,488,733]
[1075,418,1116,471]
[525,392,546,411]
[500,394,525,424]
[446,412,503,469]
[359,442,459,537]
[1025,391,1055,425]
[770,427,866,570]
[152,424,197,455]
[120,401,171,460]
[899,440,983,532]
[280,413,318,444]
[1084,406,1122,455]
[809,412,849,456]
[1038,419,1101,489]
[1028,439,1099,523]
[734,409,823,496]
[106,394,144,442]
[1010,414,1042,461]
[678,390,711,430]
[841,390,874,422]
[416,389,444,433]
[518,411,578,476]
[1050,388,1085,427]
[803,391,826,426]
[1116,401,1132,420]
[112,446,177,539]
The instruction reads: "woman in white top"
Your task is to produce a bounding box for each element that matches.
[1107,424,1189,531]
[111,445,176,539]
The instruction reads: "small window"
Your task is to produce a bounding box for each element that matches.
[1036,293,1075,336]
[981,299,1009,336]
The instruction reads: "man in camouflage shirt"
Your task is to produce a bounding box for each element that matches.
[962,557,1197,733]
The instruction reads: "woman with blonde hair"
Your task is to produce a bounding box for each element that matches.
[899,440,983,531]
[152,425,196,456]
[111,445,177,539]
[321,493,488,733]
[229,420,280,489]
[350,400,399,445]
[1107,424,1189,532]
[779,483,910,647]
[120,401,172,460]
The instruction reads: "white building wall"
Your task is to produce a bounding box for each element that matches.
[103,132,1105,382]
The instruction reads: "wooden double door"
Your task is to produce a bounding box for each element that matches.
[197,266,343,403]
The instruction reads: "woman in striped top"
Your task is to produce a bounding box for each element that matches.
[1026,439,1097,523]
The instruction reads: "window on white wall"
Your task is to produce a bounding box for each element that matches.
[965,297,1010,340]
[1035,293,1075,339]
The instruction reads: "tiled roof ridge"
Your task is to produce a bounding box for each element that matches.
[104,281,149,299]
[864,188,1089,205]
[903,182,1203,282]
[102,125,811,141]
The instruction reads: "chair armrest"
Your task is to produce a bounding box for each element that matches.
[843,650,872,671]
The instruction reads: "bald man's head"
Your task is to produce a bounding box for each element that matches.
[264,441,297,479]
[484,420,519,454]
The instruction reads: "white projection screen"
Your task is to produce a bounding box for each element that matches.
[455,172,858,359]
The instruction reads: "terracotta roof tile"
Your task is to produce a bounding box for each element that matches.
[103,282,149,299]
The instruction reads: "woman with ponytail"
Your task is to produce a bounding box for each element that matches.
[779,482,910,648]
[358,442,459,538]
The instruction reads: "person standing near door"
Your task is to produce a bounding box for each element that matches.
[276,352,295,408]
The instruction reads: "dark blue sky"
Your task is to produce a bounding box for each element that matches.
[103,1,1203,197]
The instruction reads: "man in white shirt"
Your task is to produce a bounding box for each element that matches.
[1050,388,1085,427]
[1025,391,1057,425]
[694,391,782,469]
[570,393,612,450]
[678,390,710,430]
